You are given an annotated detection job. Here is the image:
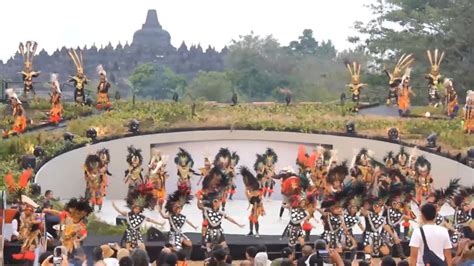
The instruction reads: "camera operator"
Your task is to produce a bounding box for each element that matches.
[306,240,344,266]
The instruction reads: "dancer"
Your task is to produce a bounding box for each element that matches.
[175,148,199,192]
[200,166,244,253]
[43,198,93,254]
[213,148,232,210]
[350,148,376,187]
[395,147,410,177]
[345,61,367,112]
[414,156,433,203]
[149,149,168,210]
[68,48,88,104]
[96,64,112,110]
[262,148,278,198]
[444,78,459,118]
[197,156,212,186]
[160,187,198,251]
[464,90,474,133]
[240,166,265,237]
[426,179,460,227]
[3,89,27,137]
[84,154,106,211]
[19,41,40,97]
[97,148,111,197]
[450,186,473,247]
[425,49,445,107]
[342,199,365,254]
[361,196,390,257]
[227,151,240,200]
[384,53,415,105]
[112,187,164,250]
[124,146,145,192]
[49,73,63,123]
[15,196,42,259]
[382,192,410,259]
[397,68,414,116]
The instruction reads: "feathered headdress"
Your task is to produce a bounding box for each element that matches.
[353,148,374,166]
[383,151,396,168]
[254,154,266,172]
[68,48,85,75]
[453,186,474,206]
[127,146,143,166]
[5,88,22,105]
[19,41,38,70]
[96,64,107,77]
[126,183,155,210]
[164,187,193,214]
[426,49,445,85]
[174,148,194,168]
[50,73,61,93]
[346,61,362,85]
[296,145,318,171]
[202,166,229,193]
[264,148,278,164]
[321,181,363,209]
[231,151,240,167]
[396,147,409,166]
[240,166,261,192]
[213,148,231,167]
[385,53,415,87]
[84,154,102,173]
[432,178,460,205]
[97,148,111,164]
[415,156,431,174]
[327,161,349,184]
[4,168,33,201]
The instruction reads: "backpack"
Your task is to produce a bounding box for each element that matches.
[420,227,448,266]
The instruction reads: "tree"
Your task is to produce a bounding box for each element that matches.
[353,0,474,102]
[128,64,187,99]
[187,71,234,102]
[288,29,337,59]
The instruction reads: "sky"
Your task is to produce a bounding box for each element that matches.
[0,0,376,62]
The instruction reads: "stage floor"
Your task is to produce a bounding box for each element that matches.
[95,198,456,236]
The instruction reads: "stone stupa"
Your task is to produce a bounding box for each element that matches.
[132,9,175,54]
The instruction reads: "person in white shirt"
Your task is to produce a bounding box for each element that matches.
[409,203,453,266]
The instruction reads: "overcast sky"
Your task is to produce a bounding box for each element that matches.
[0,0,375,62]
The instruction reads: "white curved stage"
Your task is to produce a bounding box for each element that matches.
[36,130,473,201]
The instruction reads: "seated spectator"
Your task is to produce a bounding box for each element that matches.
[397,260,409,266]
[164,252,178,266]
[307,240,344,266]
[271,247,294,266]
[254,252,271,266]
[117,248,130,261]
[101,244,119,266]
[131,249,150,266]
[380,256,396,266]
[240,260,252,266]
[245,246,258,264]
[119,256,134,266]
[69,248,87,266]
[297,244,313,266]
[212,248,231,266]
[93,247,106,266]
[177,249,188,266]
[453,240,474,266]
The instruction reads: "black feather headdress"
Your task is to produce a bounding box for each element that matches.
[66,197,93,216]
[433,178,460,204]
[126,183,155,210]
[396,147,409,166]
[415,156,431,174]
[264,148,278,164]
[213,148,231,168]
[126,146,143,165]
[231,151,240,166]
[164,188,193,214]
[240,166,261,191]
[202,166,229,193]
[453,185,474,206]
[174,148,194,167]
[84,154,102,172]
[97,148,110,163]
[254,154,266,172]
[327,161,349,184]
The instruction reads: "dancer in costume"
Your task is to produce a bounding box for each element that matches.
[276,166,300,219]
[350,148,376,188]
[16,196,42,258]
[381,191,411,259]
[426,179,460,228]
[345,61,367,112]
[68,48,88,104]
[19,41,40,97]
[112,187,164,250]
[84,154,106,211]
[97,148,111,198]
[395,147,410,177]
[227,151,240,200]
[361,197,390,257]
[384,53,415,105]
[49,73,63,123]
[43,198,93,254]
[262,148,278,198]
[96,64,112,110]
[197,156,212,186]
[199,166,244,253]
[240,167,265,237]
[450,187,473,247]
[444,78,459,118]
[148,149,168,210]
[160,187,198,251]
[175,148,199,193]
[414,156,433,203]
[124,146,145,192]
[342,198,365,255]
[3,89,27,137]
[464,90,474,133]
[213,148,232,210]
[397,68,414,116]
[425,49,445,107]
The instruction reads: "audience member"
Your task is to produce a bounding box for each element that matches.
[239,260,252,266]
[164,252,178,266]
[307,240,344,266]
[297,244,313,266]
[131,249,150,266]
[69,248,87,266]
[380,256,396,266]
[38,251,53,265]
[117,248,131,261]
[280,258,292,266]
[453,239,474,266]
[245,246,258,264]
[93,247,107,266]
[397,260,409,266]
[119,256,134,266]
[101,244,119,266]
[271,247,294,266]
[254,252,271,266]
[409,203,453,266]
[176,249,188,266]
[212,248,230,266]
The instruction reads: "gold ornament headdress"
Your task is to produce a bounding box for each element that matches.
[426,49,445,85]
